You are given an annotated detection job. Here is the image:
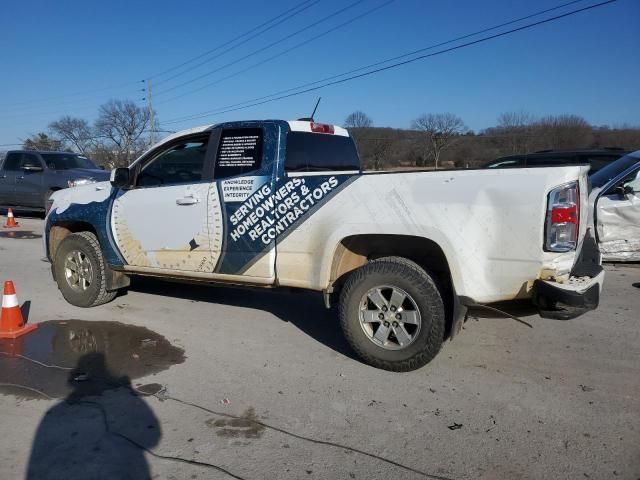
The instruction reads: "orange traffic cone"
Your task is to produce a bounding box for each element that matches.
[0,281,37,339]
[3,208,19,228]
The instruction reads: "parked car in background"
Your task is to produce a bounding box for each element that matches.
[0,150,110,211]
[590,151,640,261]
[483,148,629,173]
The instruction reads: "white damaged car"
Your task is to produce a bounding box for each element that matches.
[590,151,640,261]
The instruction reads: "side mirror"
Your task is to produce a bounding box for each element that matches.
[614,184,634,196]
[110,168,132,189]
[23,163,44,172]
[99,165,106,170]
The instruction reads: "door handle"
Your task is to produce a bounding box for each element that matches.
[176,196,200,206]
[0,175,6,179]
[16,176,24,180]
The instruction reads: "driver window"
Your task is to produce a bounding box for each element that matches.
[137,136,209,187]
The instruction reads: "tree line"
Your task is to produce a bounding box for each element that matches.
[346,110,640,170]
[8,105,640,171]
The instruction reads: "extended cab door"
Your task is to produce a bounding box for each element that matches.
[210,123,278,282]
[596,166,640,260]
[111,132,219,273]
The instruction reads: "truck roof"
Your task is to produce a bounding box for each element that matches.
[150,120,349,153]
[128,119,352,171]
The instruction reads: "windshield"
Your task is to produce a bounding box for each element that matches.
[590,153,640,189]
[41,153,97,170]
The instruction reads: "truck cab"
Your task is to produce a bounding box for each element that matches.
[48,120,359,283]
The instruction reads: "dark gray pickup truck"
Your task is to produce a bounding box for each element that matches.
[0,150,110,210]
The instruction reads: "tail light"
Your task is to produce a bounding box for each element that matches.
[310,122,334,134]
[545,181,579,252]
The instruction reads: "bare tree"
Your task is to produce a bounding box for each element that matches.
[22,133,64,151]
[351,128,393,170]
[411,113,467,169]
[496,111,535,154]
[368,138,392,170]
[49,116,94,154]
[344,111,373,128]
[94,100,151,167]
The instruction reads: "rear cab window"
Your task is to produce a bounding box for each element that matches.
[285,132,360,173]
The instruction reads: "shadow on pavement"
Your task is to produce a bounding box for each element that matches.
[128,277,356,360]
[26,352,160,480]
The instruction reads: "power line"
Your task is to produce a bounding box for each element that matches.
[162,0,614,126]
[163,0,592,123]
[147,0,318,81]
[0,2,318,112]
[0,82,141,110]
[156,0,396,106]
[158,0,396,105]
[0,93,141,120]
[153,0,366,98]
[149,0,321,87]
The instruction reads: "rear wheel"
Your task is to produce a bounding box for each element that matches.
[339,257,445,371]
[54,231,117,307]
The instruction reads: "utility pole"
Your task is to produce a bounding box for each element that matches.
[147,79,156,146]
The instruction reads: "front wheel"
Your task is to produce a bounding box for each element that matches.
[54,231,117,307]
[339,257,445,372]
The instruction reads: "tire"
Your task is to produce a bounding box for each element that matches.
[339,257,445,372]
[54,231,117,307]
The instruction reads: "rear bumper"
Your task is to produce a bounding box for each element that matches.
[532,270,604,320]
[533,228,604,320]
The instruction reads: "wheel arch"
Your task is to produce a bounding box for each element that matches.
[48,221,98,262]
[48,221,129,291]
[328,234,463,338]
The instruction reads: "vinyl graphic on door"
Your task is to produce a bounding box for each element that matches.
[111,182,223,272]
[214,173,356,275]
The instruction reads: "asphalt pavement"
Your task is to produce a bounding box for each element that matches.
[0,215,639,480]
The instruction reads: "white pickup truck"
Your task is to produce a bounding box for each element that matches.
[44,120,604,371]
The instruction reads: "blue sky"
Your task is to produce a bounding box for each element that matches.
[0,0,638,147]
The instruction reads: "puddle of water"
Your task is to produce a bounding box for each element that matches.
[0,230,42,239]
[0,320,185,400]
